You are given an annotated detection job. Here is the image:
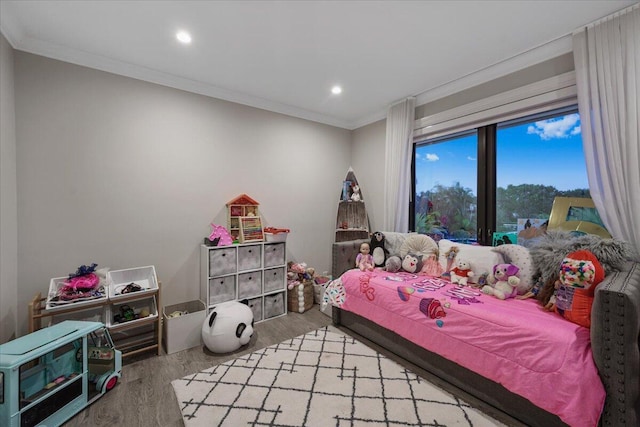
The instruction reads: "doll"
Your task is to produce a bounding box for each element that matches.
[420,253,444,277]
[355,242,375,271]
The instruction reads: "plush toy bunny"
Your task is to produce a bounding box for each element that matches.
[482,263,520,299]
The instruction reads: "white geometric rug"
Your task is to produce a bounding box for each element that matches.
[172,326,504,426]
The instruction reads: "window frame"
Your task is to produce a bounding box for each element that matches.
[411,71,582,245]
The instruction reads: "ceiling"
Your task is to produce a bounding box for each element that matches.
[1,1,636,130]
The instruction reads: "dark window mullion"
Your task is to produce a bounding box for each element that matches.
[477,125,497,245]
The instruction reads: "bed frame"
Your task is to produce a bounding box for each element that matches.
[332,238,640,427]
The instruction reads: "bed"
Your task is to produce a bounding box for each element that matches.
[330,236,640,427]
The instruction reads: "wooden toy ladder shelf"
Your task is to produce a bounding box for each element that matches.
[335,167,370,242]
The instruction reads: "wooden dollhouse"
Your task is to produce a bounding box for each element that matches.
[226,194,264,243]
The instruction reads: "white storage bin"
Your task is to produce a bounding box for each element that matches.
[108,295,158,328]
[45,276,108,312]
[163,300,206,354]
[108,265,158,301]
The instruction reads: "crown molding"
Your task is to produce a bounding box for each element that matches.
[5,33,353,130]
[2,19,573,132]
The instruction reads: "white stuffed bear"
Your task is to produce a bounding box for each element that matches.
[450,258,474,286]
[482,264,520,300]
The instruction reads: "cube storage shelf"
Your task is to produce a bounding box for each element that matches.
[200,242,287,322]
[29,273,162,359]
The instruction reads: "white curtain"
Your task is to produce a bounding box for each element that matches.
[384,97,416,232]
[573,4,640,256]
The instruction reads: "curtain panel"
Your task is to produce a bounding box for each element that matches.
[573,3,640,256]
[384,97,415,232]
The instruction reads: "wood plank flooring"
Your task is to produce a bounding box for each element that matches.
[64,306,521,427]
[63,308,333,427]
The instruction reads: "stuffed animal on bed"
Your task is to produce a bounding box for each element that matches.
[450,258,474,286]
[384,256,402,272]
[370,231,389,267]
[401,253,423,273]
[544,249,604,328]
[482,263,520,300]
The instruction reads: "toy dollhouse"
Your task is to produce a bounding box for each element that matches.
[226,194,263,243]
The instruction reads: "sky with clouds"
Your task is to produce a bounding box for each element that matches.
[415,113,589,195]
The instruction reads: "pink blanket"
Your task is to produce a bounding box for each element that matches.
[329,269,605,427]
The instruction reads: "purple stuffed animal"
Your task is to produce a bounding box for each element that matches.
[482,263,521,300]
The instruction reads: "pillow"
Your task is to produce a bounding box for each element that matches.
[492,244,534,294]
[382,231,416,257]
[438,239,504,283]
[399,234,438,259]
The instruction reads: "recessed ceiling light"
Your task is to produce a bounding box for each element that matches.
[176,31,192,44]
[331,86,342,95]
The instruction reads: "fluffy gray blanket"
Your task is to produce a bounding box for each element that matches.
[528,230,635,304]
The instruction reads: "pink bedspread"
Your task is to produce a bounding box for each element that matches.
[329,269,605,427]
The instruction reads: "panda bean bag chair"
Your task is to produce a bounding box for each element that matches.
[202,300,254,353]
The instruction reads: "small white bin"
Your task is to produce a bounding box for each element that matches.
[263,228,289,242]
[107,265,158,301]
[46,276,108,312]
[163,300,206,354]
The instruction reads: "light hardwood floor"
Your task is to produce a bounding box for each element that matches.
[64,306,521,427]
[63,308,333,426]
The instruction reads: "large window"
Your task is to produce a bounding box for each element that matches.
[413,106,590,245]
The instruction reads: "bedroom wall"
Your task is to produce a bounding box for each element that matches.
[350,119,386,232]
[13,51,351,336]
[0,33,18,344]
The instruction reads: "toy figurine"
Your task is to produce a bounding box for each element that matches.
[356,242,375,271]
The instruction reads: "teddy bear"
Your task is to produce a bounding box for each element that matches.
[544,249,604,328]
[482,263,520,300]
[450,258,474,286]
[370,231,389,267]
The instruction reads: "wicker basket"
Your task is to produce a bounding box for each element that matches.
[287,281,314,313]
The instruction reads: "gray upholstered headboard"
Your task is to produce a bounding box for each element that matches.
[592,261,640,427]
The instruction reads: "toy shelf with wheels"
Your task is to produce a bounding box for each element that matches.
[200,241,287,323]
[29,282,162,359]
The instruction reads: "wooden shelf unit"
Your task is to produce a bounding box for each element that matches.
[29,284,162,359]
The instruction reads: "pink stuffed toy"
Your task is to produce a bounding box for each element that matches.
[482,263,520,300]
[209,223,234,246]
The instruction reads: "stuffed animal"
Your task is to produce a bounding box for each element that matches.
[384,256,402,272]
[370,231,389,267]
[450,258,474,286]
[201,300,254,353]
[355,242,375,271]
[401,253,423,273]
[351,184,362,202]
[544,249,604,328]
[482,264,520,300]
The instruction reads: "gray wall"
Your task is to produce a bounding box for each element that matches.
[350,119,386,232]
[3,43,575,339]
[1,33,18,344]
[12,52,351,336]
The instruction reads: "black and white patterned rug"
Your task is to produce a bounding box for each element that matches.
[172,326,504,426]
